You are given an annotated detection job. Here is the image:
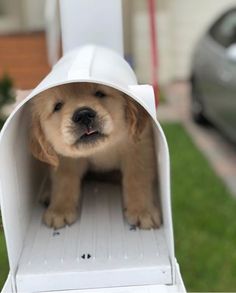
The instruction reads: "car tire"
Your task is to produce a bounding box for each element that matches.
[191,78,208,125]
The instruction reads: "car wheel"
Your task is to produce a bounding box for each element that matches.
[191,78,208,125]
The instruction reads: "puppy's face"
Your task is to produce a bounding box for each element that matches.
[30,83,147,167]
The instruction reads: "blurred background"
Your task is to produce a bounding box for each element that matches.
[1,0,236,86]
[0,0,236,291]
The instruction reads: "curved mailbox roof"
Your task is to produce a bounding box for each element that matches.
[0,45,174,281]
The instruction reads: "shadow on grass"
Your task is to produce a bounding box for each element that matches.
[0,119,5,130]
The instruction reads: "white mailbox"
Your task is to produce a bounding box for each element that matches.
[0,45,185,293]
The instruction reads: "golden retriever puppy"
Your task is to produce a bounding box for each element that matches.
[29,83,161,229]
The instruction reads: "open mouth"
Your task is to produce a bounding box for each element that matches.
[77,130,104,143]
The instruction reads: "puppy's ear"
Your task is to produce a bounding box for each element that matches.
[30,113,59,168]
[126,97,148,141]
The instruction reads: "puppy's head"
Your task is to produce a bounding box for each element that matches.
[29,83,148,167]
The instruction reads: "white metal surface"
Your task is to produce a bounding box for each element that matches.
[1,275,13,293]
[0,45,185,292]
[42,284,184,293]
[59,0,123,56]
[16,181,171,292]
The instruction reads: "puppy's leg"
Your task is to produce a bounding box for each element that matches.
[122,138,161,229]
[39,175,51,207]
[43,157,88,229]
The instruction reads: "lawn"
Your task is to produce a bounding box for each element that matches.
[0,119,9,288]
[0,225,8,289]
[0,119,4,130]
[163,123,236,292]
[0,123,236,291]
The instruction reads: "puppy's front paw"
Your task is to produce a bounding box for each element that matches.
[43,207,77,229]
[125,205,161,229]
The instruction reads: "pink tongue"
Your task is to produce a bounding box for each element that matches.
[86,129,96,135]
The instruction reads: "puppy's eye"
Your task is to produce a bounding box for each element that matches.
[95,90,106,98]
[53,102,63,112]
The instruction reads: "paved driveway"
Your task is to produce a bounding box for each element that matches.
[158,82,236,197]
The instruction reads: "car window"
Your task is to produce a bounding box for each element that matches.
[210,9,236,48]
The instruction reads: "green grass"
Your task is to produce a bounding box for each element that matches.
[0,119,5,130]
[0,207,8,289]
[163,123,236,292]
[0,225,8,289]
[0,123,236,291]
[0,119,9,289]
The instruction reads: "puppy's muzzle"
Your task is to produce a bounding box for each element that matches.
[72,107,96,128]
[71,107,105,145]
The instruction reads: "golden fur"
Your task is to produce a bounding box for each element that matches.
[30,83,161,229]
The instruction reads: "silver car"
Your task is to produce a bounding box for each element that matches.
[191,7,236,142]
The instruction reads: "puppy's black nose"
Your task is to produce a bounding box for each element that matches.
[72,107,96,126]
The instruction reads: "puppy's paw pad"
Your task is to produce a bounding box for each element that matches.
[125,206,161,229]
[43,208,77,229]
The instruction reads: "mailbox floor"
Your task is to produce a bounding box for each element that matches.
[16,181,171,292]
